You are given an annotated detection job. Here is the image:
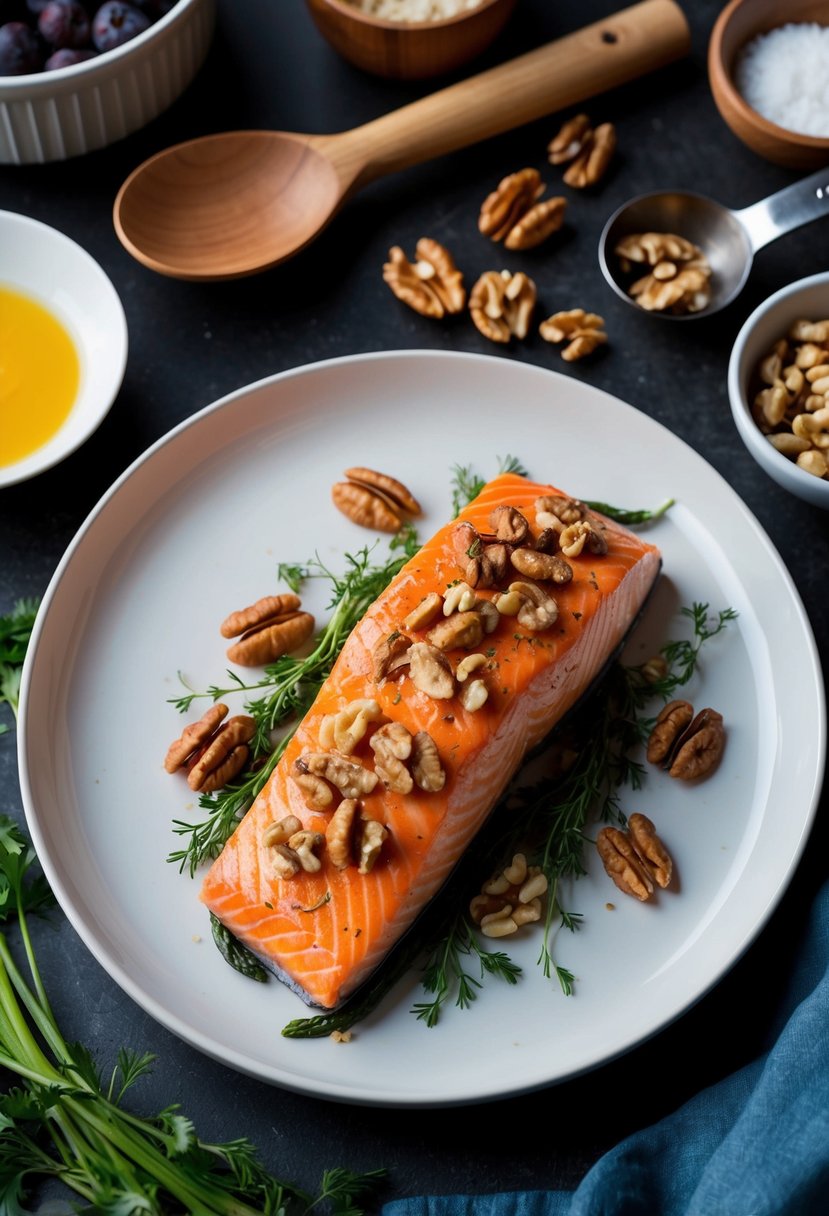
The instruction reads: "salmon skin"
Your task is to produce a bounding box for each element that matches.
[200,474,662,1010]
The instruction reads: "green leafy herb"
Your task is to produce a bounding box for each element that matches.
[0,817,384,1213]
[412,913,521,1028]
[449,455,531,518]
[0,598,39,734]
[585,498,675,526]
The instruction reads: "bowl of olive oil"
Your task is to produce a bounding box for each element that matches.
[0,211,127,488]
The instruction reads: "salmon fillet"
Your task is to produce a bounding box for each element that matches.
[200,474,661,1009]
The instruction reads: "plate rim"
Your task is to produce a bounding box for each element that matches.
[17,348,827,1107]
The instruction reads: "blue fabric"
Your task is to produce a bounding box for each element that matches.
[384,877,829,1216]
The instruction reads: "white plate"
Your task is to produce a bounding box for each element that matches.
[18,351,825,1107]
[0,211,127,487]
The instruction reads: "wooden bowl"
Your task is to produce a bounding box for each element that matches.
[708,0,829,169]
[305,0,518,80]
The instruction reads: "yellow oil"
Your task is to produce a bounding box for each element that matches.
[0,284,80,467]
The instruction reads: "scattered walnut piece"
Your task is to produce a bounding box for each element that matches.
[469,269,537,344]
[558,519,608,558]
[548,114,616,188]
[502,581,559,631]
[534,493,587,531]
[383,238,466,317]
[410,730,446,792]
[408,641,456,700]
[319,698,386,755]
[370,721,414,795]
[427,610,485,653]
[615,232,712,315]
[539,309,608,361]
[295,751,379,798]
[749,324,829,480]
[469,852,548,937]
[403,593,443,632]
[596,814,673,902]
[262,815,303,848]
[332,466,421,533]
[478,167,566,251]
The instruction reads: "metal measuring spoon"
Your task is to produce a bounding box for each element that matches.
[599,167,829,319]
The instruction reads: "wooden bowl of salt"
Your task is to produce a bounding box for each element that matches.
[708,0,829,169]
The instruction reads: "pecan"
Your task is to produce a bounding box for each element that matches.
[345,467,421,518]
[627,813,673,889]
[427,611,485,653]
[331,480,404,533]
[370,721,414,795]
[596,826,654,901]
[220,593,301,640]
[164,703,228,773]
[547,113,592,164]
[506,581,559,631]
[372,630,412,681]
[469,269,537,344]
[411,730,446,792]
[489,505,530,545]
[510,547,573,583]
[225,609,315,667]
[382,238,466,318]
[295,751,379,798]
[563,121,616,188]
[186,714,256,792]
[646,699,694,766]
[539,308,608,362]
[668,708,725,780]
[408,642,456,699]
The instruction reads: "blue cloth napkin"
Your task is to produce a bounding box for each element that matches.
[383,876,829,1216]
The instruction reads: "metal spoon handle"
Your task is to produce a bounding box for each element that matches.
[734,168,829,254]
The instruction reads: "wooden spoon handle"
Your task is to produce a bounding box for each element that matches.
[328,0,690,185]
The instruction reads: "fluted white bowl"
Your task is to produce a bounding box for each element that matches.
[0,0,216,164]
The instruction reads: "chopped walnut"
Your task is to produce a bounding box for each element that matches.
[534,493,586,531]
[325,798,360,870]
[506,581,559,631]
[539,308,608,361]
[370,721,414,794]
[262,815,303,848]
[382,238,466,318]
[469,852,548,937]
[408,642,456,700]
[459,677,489,712]
[295,751,379,798]
[319,698,386,755]
[403,593,443,632]
[615,231,712,315]
[292,772,335,810]
[427,610,485,653]
[287,829,325,873]
[411,730,446,792]
[358,818,389,875]
[478,167,566,251]
[558,519,608,558]
[749,324,829,480]
[469,269,537,344]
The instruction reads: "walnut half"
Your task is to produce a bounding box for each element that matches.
[469,270,537,344]
[383,238,466,318]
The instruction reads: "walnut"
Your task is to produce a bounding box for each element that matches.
[292,772,335,810]
[370,721,414,794]
[427,611,485,653]
[164,703,228,773]
[319,698,386,755]
[469,270,537,344]
[534,494,586,530]
[489,505,529,545]
[615,232,712,315]
[410,730,445,792]
[221,593,315,667]
[668,707,725,780]
[749,327,829,479]
[372,629,412,682]
[442,581,478,616]
[382,238,466,318]
[332,466,421,533]
[539,309,608,362]
[469,852,548,937]
[325,798,360,870]
[596,814,673,901]
[408,642,456,699]
[458,677,488,712]
[558,519,608,558]
[262,815,303,848]
[358,818,389,875]
[505,197,567,251]
[506,581,559,631]
[790,318,829,344]
[562,122,616,188]
[186,714,256,793]
[479,167,540,239]
[509,547,573,583]
[294,751,379,798]
[287,829,325,873]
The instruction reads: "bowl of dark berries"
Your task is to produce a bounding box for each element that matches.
[0,0,216,163]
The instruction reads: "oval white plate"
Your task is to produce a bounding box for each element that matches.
[18,351,825,1107]
[0,211,128,487]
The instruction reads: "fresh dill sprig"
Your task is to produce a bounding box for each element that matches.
[0,597,39,733]
[449,455,531,518]
[628,602,739,707]
[412,911,521,1028]
[169,542,420,875]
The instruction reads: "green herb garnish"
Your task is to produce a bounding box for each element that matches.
[0,598,39,734]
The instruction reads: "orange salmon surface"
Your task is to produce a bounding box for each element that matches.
[200,474,662,1009]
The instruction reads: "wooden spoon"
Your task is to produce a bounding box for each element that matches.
[113,0,689,281]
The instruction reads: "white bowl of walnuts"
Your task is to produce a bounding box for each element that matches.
[0,0,216,164]
[728,272,829,510]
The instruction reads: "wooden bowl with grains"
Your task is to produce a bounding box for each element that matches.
[304,0,517,80]
[708,0,829,169]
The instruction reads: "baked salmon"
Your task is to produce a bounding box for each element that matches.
[200,474,661,1009]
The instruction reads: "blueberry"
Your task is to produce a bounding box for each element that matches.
[0,20,42,72]
[91,1,148,51]
[44,43,95,66]
[38,0,90,47]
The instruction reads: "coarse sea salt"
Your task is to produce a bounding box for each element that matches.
[344,0,482,19]
[734,23,829,138]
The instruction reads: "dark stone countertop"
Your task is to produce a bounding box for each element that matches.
[0,0,827,1207]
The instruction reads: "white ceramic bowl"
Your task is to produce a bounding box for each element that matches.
[0,0,216,164]
[728,272,829,510]
[0,210,128,487]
